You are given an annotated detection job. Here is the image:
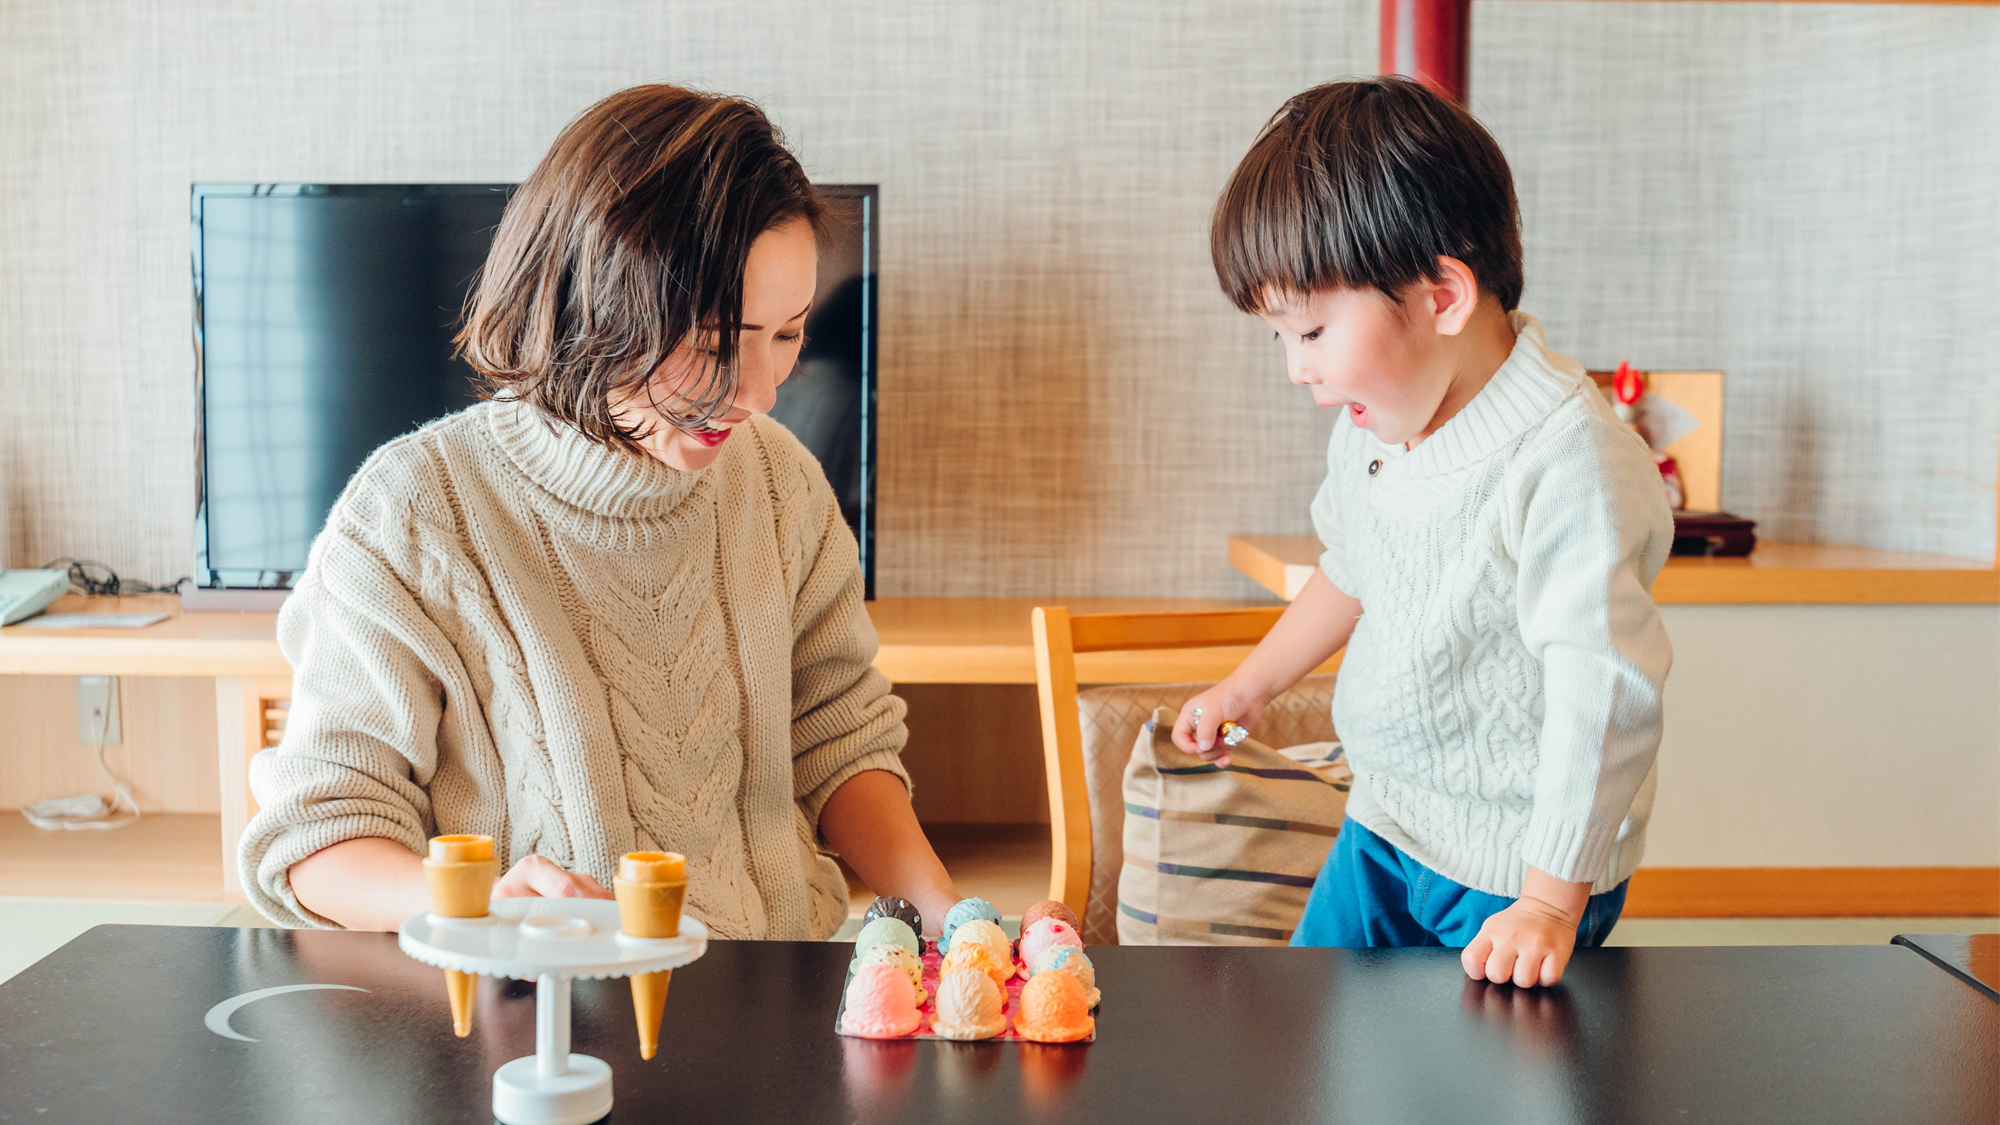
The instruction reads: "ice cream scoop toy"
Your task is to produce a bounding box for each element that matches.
[835,896,1098,1042]
[841,962,925,1038]
[400,842,708,1125]
[1014,967,1095,1043]
[1020,898,1080,935]
[1027,945,1100,1009]
[860,895,923,936]
[1019,916,1083,966]
[936,896,1003,954]
[932,968,1009,1040]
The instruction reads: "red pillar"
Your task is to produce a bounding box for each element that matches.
[1380,0,1471,104]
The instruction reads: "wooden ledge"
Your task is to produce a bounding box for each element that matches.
[0,593,1292,686]
[1625,867,2000,918]
[0,594,285,676]
[867,597,1285,684]
[1232,535,2000,605]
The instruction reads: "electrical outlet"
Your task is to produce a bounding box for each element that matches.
[77,675,121,746]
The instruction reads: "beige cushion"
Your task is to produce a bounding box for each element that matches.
[1073,676,1337,945]
[1117,706,1351,946]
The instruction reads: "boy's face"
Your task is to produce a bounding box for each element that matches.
[1257,281,1465,448]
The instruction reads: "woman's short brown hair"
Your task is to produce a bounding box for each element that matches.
[458,84,824,448]
[1211,77,1523,314]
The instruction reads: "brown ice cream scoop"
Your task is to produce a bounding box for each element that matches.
[1020,899,1081,936]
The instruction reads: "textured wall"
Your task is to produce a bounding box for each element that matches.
[1,0,1994,602]
[1476,1,2000,559]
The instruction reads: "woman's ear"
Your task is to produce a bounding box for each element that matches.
[1428,255,1482,336]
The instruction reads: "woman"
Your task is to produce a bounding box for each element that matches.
[239,85,960,939]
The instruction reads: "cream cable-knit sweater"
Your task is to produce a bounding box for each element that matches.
[1315,313,1674,898]
[239,400,908,938]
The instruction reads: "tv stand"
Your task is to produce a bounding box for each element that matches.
[182,587,292,612]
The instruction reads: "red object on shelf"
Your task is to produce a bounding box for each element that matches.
[1613,360,1644,406]
[1380,0,1471,103]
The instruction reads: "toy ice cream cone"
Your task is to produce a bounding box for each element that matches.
[422,834,498,1037]
[614,851,687,1061]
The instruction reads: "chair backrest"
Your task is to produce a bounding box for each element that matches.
[1030,606,1342,938]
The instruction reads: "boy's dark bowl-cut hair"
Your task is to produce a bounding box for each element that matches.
[458,84,825,449]
[1212,76,1523,315]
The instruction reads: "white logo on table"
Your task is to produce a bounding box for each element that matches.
[203,983,370,1042]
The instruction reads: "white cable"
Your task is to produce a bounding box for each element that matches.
[20,689,140,832]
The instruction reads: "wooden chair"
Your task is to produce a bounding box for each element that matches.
[1030,605,1342,943]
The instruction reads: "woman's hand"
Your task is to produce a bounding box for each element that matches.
[1172,677,1271,767]
[493,854,613,900]
[819,769,960,937]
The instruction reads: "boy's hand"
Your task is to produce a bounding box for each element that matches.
[1462,867,1593,987]
[1462,898,1577,987]
[1172,680,1269,767]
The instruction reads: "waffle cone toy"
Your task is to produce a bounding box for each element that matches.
[422,835,499,1037]
[614,851,687,1060]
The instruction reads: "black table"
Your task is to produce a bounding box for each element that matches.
[1896,933,2000,1002]
[2,925,1995,1124]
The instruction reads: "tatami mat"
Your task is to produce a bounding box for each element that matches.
[0,897,273,983]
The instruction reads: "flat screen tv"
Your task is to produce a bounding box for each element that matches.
[190,182,877,605]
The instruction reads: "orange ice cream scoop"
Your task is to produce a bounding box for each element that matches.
[1013,967,1094,1043]
[615,851,687,1060]
[422,835,498,1037]
[840,962,922,1039]
[940,940,1011,991]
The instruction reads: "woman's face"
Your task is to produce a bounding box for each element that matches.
[617,216,820,471]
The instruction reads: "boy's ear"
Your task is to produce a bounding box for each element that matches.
[1428,255,1481,337]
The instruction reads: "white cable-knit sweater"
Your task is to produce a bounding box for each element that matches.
[239,401,909,938]
[1314,313,1673,897]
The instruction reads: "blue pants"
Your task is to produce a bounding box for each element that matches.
[1292,819,1628,948]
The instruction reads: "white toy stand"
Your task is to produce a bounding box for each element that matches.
[400,898,708,1125]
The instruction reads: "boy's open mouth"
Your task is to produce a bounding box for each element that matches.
[1349,403,1368,425]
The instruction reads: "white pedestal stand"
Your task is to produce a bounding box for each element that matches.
[400,898,707,1125]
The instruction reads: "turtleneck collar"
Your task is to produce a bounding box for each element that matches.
[487,398,708,521]
[1373,312,1590,478]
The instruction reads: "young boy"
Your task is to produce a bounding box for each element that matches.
[1178,77,1673,987]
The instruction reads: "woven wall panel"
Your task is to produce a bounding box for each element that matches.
[1476,1,2000,560]
[1,1,1992,601]
[0,0,1367,597]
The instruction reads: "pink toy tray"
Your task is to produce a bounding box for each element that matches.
[834,942,1097,1043]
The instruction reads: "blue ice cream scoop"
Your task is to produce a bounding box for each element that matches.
[936,896,1002,954]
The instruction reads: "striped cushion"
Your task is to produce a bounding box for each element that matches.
[1117,707,1352,946]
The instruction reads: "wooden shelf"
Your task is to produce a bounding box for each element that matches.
[0,812,226,900]
[0,594,1287,685]
[1231,535,2000,605]
[867,597,1281,684]
[0,594,285,677]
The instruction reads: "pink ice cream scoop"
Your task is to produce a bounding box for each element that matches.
[1018,916,1084,966]
[840,962,922,1039]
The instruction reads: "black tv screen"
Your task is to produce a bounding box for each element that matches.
[192,182,877,598]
